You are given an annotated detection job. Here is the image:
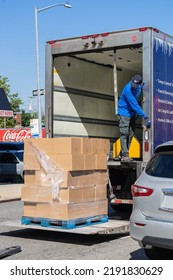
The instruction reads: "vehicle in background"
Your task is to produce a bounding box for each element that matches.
[45,26,173,207]
[0,150,24,183]
[130,141,173,259]
[0,141,24,151]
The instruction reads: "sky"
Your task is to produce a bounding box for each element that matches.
[1,0,173,114]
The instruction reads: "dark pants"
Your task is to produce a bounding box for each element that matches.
[118,115,135,157]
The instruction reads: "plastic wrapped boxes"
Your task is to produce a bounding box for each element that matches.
[22,137,110,221]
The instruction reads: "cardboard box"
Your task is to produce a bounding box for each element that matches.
[84,154,95,170]
[81,138,93,154]
[92,138,110,154]
[59,186,95,203]
[59,170,108,188]
[52,138,82,155]
[37,199,108,220]
[24,170,36,185]
[95,154,107,170]
[21,184,105,204]
[24,138,109,172]
[94,185,107,200]
[91,170,108,185]
[24,169,48,186]
[21,186,38,202]
[61,170,94,188]
[59,170,79,188]
[36,169,52,186]
[21,186,53,203]
[23,202,37,217]
[59,187,83,203]
[59,170,90,188]
[29,138,54,155]
[24,139,33,156]
[24,140,40,171]
[55,154,85,171]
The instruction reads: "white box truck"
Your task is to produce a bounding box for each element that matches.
[45,26,173,207]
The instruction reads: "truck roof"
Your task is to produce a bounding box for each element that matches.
[46,26,171,44]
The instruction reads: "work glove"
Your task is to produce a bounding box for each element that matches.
[141,82,145,89]
[139,82,145,91]
[144,117,151,129]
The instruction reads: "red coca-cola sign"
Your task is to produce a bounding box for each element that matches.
[0,128,45,142]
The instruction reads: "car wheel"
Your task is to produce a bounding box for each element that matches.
[144,246,173,260]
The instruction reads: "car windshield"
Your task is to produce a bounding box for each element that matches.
[0,152,17,163]
[14,151,24,162]
[146,151,173,178]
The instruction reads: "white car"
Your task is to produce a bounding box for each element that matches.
[130,141,173,259]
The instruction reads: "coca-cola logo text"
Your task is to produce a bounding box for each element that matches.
[2,129,32,142]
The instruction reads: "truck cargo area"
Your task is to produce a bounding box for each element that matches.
[48,45,143,150]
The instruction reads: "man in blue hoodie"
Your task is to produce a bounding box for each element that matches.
[117,74,150,162]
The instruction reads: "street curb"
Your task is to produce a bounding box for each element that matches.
[0,198,21,203]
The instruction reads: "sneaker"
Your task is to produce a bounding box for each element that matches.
[121,156,133,162]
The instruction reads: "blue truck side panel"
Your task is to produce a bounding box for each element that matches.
[153,37,173,149]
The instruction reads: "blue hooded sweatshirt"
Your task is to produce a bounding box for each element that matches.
[117,81,146,119]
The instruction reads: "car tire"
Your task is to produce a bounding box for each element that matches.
[144,246,173,260]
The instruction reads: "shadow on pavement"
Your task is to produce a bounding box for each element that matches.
[130,248,149,260]
[0,227,129,246]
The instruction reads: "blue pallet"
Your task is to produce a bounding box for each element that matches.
[21,215,108,229]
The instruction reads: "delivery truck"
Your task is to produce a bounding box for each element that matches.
[44,26,173,207]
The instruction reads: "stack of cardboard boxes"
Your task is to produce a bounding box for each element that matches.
[21,137,110,221]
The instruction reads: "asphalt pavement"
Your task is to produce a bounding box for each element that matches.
[0,182,22,203]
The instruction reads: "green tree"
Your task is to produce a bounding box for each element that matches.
[0,76,10,94]
[21,109,37,127]
[8,92,23,112]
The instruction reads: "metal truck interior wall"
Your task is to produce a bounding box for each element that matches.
[52,47,143,151]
